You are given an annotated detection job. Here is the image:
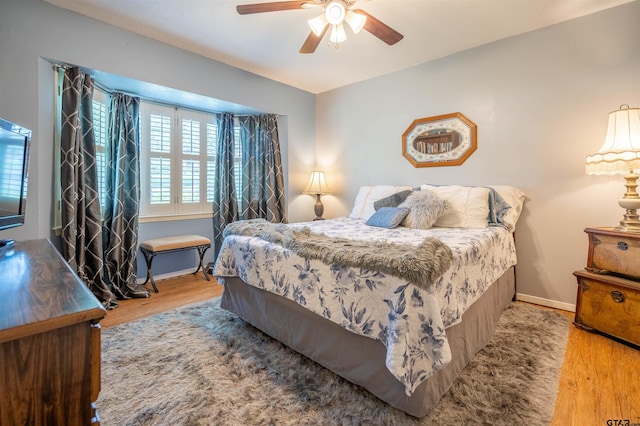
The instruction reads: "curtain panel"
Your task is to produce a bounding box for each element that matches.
[60,67,118,308]
[212,113,239,256]
[238,114,287,224]
[103,93,148,299]
[212,113,288,256]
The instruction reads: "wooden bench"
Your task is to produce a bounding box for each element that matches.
[139,235,211,293]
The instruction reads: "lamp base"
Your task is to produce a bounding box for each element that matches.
[313,194,325,221]
[616,172,640,232]
[617,208,640,232]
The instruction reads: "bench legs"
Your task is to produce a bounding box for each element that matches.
[140,244,211,293]
[194,245,211,282]
[141,249,160,293]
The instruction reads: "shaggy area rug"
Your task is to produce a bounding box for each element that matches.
[98,299,569,426]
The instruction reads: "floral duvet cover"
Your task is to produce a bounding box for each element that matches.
[213,217,517,395]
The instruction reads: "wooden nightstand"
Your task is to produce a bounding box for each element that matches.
[574,227,640,347]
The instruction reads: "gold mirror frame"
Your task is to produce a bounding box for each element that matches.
[402,112,477,168]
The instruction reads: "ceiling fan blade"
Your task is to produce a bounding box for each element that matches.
[299,25,329,54]
[237,1,310,15]
[352,9,403,45]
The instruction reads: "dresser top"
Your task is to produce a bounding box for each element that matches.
[0,239,106,343]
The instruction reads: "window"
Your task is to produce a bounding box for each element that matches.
[139,103,242,219]
[54,67,247,227]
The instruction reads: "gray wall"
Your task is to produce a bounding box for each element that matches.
[315,1,640,309]
[0,0,316,277]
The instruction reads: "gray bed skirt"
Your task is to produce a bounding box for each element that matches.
[220,266,516,418]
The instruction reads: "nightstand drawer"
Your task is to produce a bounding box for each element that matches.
[586,227,640,280]
[574,270,640,347]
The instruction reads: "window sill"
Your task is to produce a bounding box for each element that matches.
[52,212,212,235]
[139,213,213,223]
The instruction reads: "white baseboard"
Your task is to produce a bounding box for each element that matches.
[136,267,196,285]
[516,293,576,313]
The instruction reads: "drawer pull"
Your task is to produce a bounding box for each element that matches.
[617,241,628,251]
[610,290,625,303]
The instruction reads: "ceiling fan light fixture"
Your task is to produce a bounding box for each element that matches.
[345,10,366,34]
[308,13,328,36]
[329,22,347,44]
[325,1,346,25]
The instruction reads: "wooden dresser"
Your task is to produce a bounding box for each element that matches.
[574,227,640,347]
[0,239,106,425]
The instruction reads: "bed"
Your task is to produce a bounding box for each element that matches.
[212,184,525,417]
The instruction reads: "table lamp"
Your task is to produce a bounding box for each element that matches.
[586,105,640,231]
[303,171,331,220]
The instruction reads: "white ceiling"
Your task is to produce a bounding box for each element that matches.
[44,0,634,94]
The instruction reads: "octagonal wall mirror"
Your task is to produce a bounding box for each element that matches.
[402,112,477,167]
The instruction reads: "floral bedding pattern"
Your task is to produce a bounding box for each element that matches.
[213,217,517,396]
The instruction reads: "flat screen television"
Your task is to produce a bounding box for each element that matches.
[0,117,31,241]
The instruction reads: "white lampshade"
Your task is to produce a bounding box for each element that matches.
[329,23,347,44]
[308,13,328,37]
[586,105,640,175]
[303,171,331,195]
[345,10,366,34]
[586,105,640,231]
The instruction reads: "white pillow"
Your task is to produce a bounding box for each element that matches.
[349,186,373,219]
[349,185,412,220]
[490,185,526,231]
[420,185,490,228]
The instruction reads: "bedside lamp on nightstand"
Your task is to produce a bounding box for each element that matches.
[303,171,331,220]
[586,105,640,232]
[574,105,640,348]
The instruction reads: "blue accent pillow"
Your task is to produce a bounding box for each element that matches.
[366,207,411,228]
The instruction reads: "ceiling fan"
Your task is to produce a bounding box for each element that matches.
[236,1,404,54]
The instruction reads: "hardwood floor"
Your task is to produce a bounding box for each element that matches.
[102,274,640,425]
[100,273,223,328]
[551,310,640,425]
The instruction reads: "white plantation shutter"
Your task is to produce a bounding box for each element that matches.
[140,103,221,218]
[149,157,171,204]
[140,103,175,216]
[181,159,199,203]
[177,110,213,214]
[149,113,172,206]
[206,123,217,203]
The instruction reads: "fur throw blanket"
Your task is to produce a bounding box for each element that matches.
[223,219,453,290]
